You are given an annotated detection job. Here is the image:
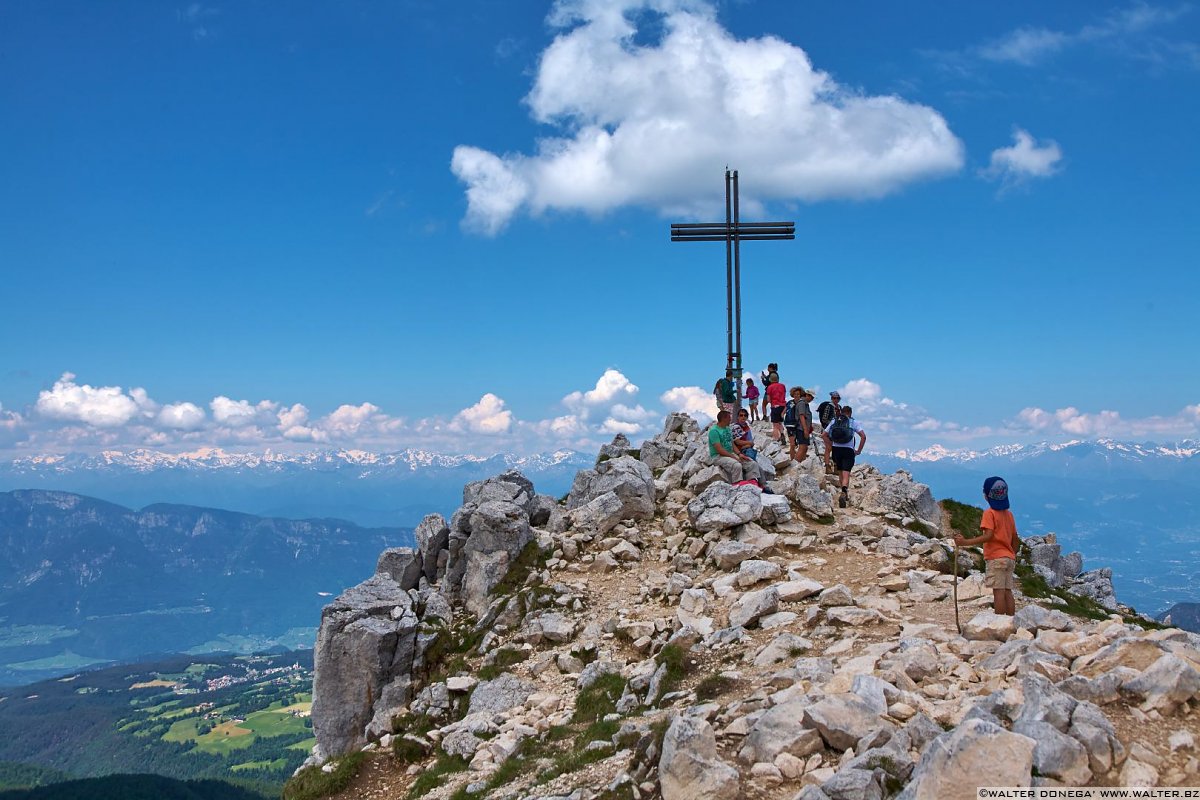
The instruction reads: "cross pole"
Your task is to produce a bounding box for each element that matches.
[670,170,794,409]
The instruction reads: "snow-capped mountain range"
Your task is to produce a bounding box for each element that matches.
[0,447,593,527]
[890,438,1200,464]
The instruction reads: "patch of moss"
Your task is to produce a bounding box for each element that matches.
[407,753,468,799]
[282,751,369,800]
[573,673,627,723]
[392,735,427,764]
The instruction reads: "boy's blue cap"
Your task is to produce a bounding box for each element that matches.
[983,476,1010,511]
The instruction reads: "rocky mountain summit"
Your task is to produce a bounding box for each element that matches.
[296,413,1200,800]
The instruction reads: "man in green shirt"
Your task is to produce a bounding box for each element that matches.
[707,410,762,484]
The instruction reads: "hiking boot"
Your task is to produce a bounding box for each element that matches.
[838,489,849,508]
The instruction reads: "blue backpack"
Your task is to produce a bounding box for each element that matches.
[830,416,855,445]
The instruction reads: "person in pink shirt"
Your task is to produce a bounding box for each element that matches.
[766,375,787,443]
[744,378,760,421]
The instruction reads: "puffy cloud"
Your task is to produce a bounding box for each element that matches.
[157,402,206,430]
[210,396,279,428]
[451,394,514,434]
[1013,404,1200,439]
[452,0,963,234]
[36,373,147,427]
[660,385,715,422]
[562,368,639,416]
[982,128,1062,189]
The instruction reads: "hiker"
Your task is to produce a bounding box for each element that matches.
[954,477,1018,616]
[822,405,865,508]
[731,408,757,460]
[744,378,760,421]
[759,363,778,419]
[815,391,842,472]
[707,410,762,485]
[766,372,787,444]
[785,387,814,463]
[713,370,737,418]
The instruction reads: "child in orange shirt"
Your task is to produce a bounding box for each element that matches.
[954,477,1017,616]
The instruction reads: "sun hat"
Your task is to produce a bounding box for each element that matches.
[983,476,1010,511]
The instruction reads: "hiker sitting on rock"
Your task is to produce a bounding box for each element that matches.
[954,477,1018,616]
[822,405,865,508]
[708,410,762,485]
[731,408,757,460]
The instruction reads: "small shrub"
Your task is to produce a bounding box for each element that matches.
[392,735,426,764]
[489,541,548,597]
[282,751,368,800]
[652,643,689,703]
[694,673,736,701]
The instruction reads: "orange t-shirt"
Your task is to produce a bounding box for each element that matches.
[981,508,1017,561]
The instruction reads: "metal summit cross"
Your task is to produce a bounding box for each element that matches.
[670,169,794,407]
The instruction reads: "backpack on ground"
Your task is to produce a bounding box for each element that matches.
[830,416,855,445]
[784,399,798,427]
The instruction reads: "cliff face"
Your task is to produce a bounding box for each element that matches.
[305,414,1200,797]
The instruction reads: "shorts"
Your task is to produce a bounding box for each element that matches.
[786,426,811,445]
[830,446,856,473]
[770,405,785,423]
[985,558,1015,590]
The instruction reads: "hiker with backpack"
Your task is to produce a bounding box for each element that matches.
[713,370,737,418]
[785,387,814,463]
[815,391,842,473]
[765,372,787,444]
[759,363,778,420]
[707,410,763,485]
[822,405,865,508]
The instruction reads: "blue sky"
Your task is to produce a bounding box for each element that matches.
[2,0,1198,456]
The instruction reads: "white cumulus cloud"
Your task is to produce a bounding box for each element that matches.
[562,368,639,416]
[210,396,279,428]
[157,402,206,430]
[452,0,963,234]
[36,373,147,427]
[660,385,715,422]
[451,394,514,434]
[983,128,1063,189]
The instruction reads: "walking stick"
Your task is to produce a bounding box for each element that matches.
[952,542,962,634]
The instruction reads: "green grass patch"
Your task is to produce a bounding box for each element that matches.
[651,643,688,704]
[489,541,548,598]
[1015,562,1109,622]
[478,646,529,680]
[573,673,627,723]
[940,498,983,538]
[407,753,468,798]
[282,750,368,800]
[161,717,200,744]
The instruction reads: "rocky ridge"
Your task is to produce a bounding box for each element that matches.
[299,413,1200,800]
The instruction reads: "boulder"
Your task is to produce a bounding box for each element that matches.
[1069,700,1127,774]
[754,633,813,667]
[709,540,759,570]
[375,547,423,590]
[662,412,700,436]
[737,559,783,587]
[963,612,1016,642]
[463,470,535,513]
[788,475,834,519]
[568,490,625,536]
[759,492,793,525]
[640,438,685,471]
[566,455,656,520]
[803,693,887,751]
[853,468,940,527]
[457,500,534,617]
[468,673,537,716]
[1013,719,1092,785]
[897,719,1036,799]
[729,586,780,629]
[1121,654,1200,712]
[820,768,885,800]
[687,482,763,532]
[311,575,420,758]
[1014,604,1074,633]
[598,432,633,460]
[1068,568,1119,611]
[738,700,823,763]
[413,514,450,582]
[659,714,739,800]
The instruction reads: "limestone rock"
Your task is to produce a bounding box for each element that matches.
[738,700,824,763]
[659,714,740,800]
[802,693,886,751]
[568,491,625,536]
[688,482,763,532]
[730,586,780,629]
[566,455,656,520]
[468,673,537,716]
[710,540,759,570]
[788,475,834,519]
[1121,654,1200,712]
[414,513,450,582]
[375,547,423,590]
[1014,604,1075,633]
[312,575,420,758]
[854,468,940,527]
[897,718,1036,799]
[760,492,793,525]
[737,559,783,587]
[1014,719,1092,785]
[963,612,1016,642]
